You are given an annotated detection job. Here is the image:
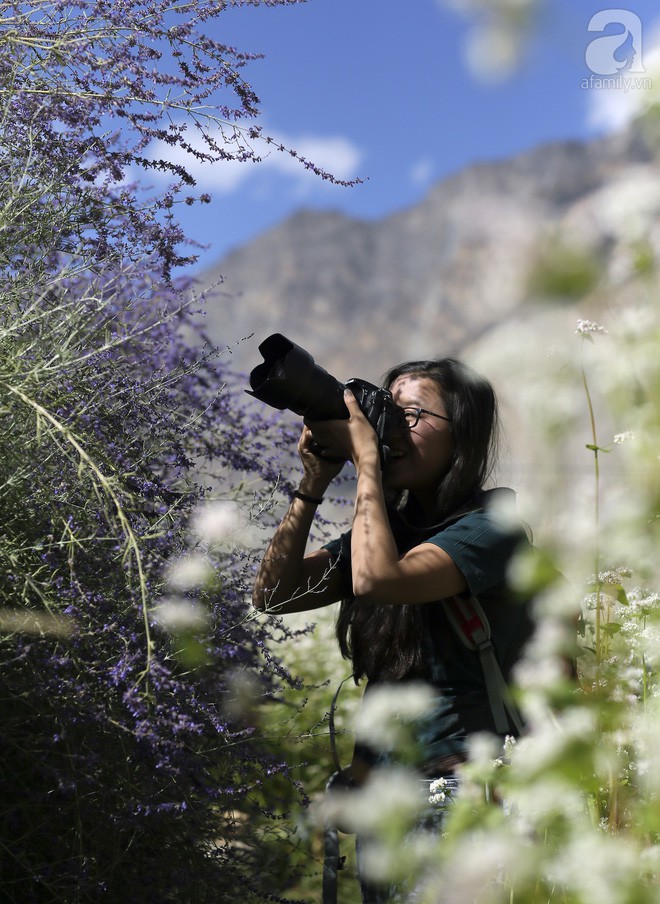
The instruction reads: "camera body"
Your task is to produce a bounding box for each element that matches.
[246,334,401,466]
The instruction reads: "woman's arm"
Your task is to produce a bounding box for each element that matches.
[252,427,346,614]
[255,391,467,612]
[252,509,344,614]
[317,390,468,606]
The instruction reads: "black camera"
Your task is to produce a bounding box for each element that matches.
[246,333,401,467]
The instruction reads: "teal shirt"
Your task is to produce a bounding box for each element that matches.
[324,489,534,764]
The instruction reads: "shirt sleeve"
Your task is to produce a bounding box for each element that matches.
[424,510,523,596]
[323,531,354,598]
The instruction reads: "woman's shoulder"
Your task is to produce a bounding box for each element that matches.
[424,488,530,560]
[450,486,517,523]
[423,489,531,599]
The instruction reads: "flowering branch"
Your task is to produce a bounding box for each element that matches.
[1,0,353,276]
[1,380,154,676]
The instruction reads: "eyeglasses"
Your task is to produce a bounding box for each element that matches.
[399,407,452,429]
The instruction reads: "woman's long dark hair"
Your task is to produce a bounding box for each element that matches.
[336,357,499,683]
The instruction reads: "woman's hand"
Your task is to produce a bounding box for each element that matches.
[342,389,381,468]
[297,424,346,489]
[304,389,380,471]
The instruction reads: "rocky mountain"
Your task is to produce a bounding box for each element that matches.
[198,122,660,386]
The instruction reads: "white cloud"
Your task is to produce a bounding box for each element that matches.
[409,156,435,188]
[585,20,660,134]
[145,124,363,194]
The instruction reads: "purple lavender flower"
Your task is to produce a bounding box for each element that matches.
[0,3,348,899]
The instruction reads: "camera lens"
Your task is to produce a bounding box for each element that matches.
[247,334,348,420]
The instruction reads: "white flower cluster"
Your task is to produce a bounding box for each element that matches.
[190,499,243,544]
[151,499,248,641]
[323,766,426,835]
[165,553,214,591]
[575,318,607,336]
[354,682,437,751]
[428,776,449,805]
[613,430,635,445]
[439,0,539,80]
[151,596,211,632]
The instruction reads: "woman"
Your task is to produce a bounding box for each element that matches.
[253,356,535,901]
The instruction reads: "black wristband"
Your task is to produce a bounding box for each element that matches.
[292,490,324,506]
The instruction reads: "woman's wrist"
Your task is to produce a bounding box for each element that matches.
[292,489,324,505]
[297,477,330,500]
[352,447,381,472]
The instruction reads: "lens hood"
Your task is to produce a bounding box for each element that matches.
[246,333,348,420]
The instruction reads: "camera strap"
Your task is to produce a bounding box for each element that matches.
[323,674,355,904]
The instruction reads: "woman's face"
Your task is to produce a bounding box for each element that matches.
[384,374,454,502]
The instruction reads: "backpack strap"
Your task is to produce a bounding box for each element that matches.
[443,593,524,736]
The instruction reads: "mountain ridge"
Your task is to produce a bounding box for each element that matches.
[199,122,660,382]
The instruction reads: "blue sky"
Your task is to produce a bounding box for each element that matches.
[151,0,660,269]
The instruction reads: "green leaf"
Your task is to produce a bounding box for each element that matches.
[601,622,622,636]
